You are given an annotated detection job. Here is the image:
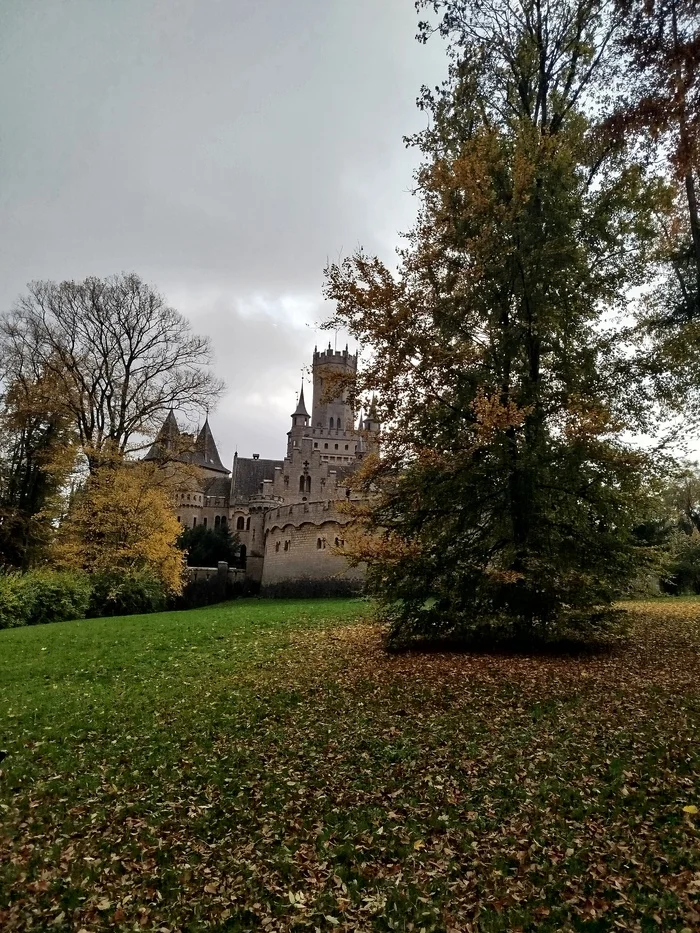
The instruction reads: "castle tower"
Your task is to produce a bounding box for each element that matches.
[311,343,357,433]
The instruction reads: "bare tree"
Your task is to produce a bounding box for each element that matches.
[0,274,224,470]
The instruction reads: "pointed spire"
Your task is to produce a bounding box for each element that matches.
[194,417,228,473]
[293,382,309,417]
[143,409,180,461]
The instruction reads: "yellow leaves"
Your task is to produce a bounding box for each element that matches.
[682,804,698,815]
[53,459,185,593]
[471,391,531,445]
[413,839,426,850]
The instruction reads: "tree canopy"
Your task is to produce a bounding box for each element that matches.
[0,273,224,471]
[325,0,669,645]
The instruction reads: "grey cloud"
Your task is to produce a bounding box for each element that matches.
[0,0,446,456]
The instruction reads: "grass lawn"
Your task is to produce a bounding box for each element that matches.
[1,598,699,933]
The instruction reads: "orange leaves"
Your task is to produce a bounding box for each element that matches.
[470,390,531,445]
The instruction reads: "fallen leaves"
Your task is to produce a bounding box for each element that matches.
[0,597,699,931]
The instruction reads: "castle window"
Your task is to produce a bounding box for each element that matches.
[306,475,311,494]
[192,517,197,527]
[335,537,340,547]
[324,443,328,449]
[203,517,208,529]
[337,419,343,430]
[284,540,290,551]
[345,445,349,450]
[177,516,181,523]
[329,417,334,429]
[317,538,322,549]
[221,515,227,527]
[275,541,280,552]
[236,516,245,530]
[246,517,251,531]
[314,442,318,448]
[187,494,191,501]
[299,475,305,493]
[335,444,338,449]
[215,515,221,529]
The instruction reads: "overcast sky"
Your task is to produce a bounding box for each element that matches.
[0,0,446,462]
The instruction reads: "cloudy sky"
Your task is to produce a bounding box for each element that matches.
[0,0,447,462]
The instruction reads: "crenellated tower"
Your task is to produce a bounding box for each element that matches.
[311,343,357,433]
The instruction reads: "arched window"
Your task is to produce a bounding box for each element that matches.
[299,475,305,493]
[221,515,227,527]
[335,537,340,547]
[236,516,245,530]
[275,541,280,552]
[337,419,343,431]
[329,417,334,429]
[214,515,220,529]
[192,517,197,527]
[177,516,181,523]
[317,538,322,549]
[239,544,247,567]
[305,475,311,494]
[187,494,191,501]
[284,540,290,551]
[246,517,250,531]
[203,517,208,529]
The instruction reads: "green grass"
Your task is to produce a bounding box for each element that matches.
[1,597,699,932]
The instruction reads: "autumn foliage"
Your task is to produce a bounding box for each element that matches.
[53,459,185,594]
[326,0,671,645]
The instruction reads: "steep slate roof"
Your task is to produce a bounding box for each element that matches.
[188,418,229,474]
[231,456,283,500]
[144,409,180,461]
[203,476,232,498]
[144,412,230,475]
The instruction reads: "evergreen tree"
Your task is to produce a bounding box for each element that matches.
[176,524,239,567]
[325,0,665,645]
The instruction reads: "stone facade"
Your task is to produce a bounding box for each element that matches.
[144,345,378,592]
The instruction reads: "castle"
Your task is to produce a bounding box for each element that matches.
[145,345,378,592]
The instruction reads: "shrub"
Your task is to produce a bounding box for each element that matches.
[22,569,92,625]
[0,568,91,629]
[87,570,167,618]
[0,572,27,629]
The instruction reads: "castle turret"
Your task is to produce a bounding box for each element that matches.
[287,382,310,456]
[363,395,381,454]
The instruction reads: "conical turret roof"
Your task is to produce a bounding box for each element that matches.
[144,409,181,461]
[193,417,229,474]
[293,383,309,417]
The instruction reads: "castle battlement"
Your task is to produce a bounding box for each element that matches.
[264,498,353,533]
[313,346,358,367]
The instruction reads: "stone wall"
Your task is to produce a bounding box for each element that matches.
[260,500,364,591]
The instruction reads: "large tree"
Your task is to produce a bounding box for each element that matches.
[0,372,77,567]
[0,273,224,471]
[325,0,665,644]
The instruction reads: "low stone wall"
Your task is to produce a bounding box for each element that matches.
[187,564,247,585]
